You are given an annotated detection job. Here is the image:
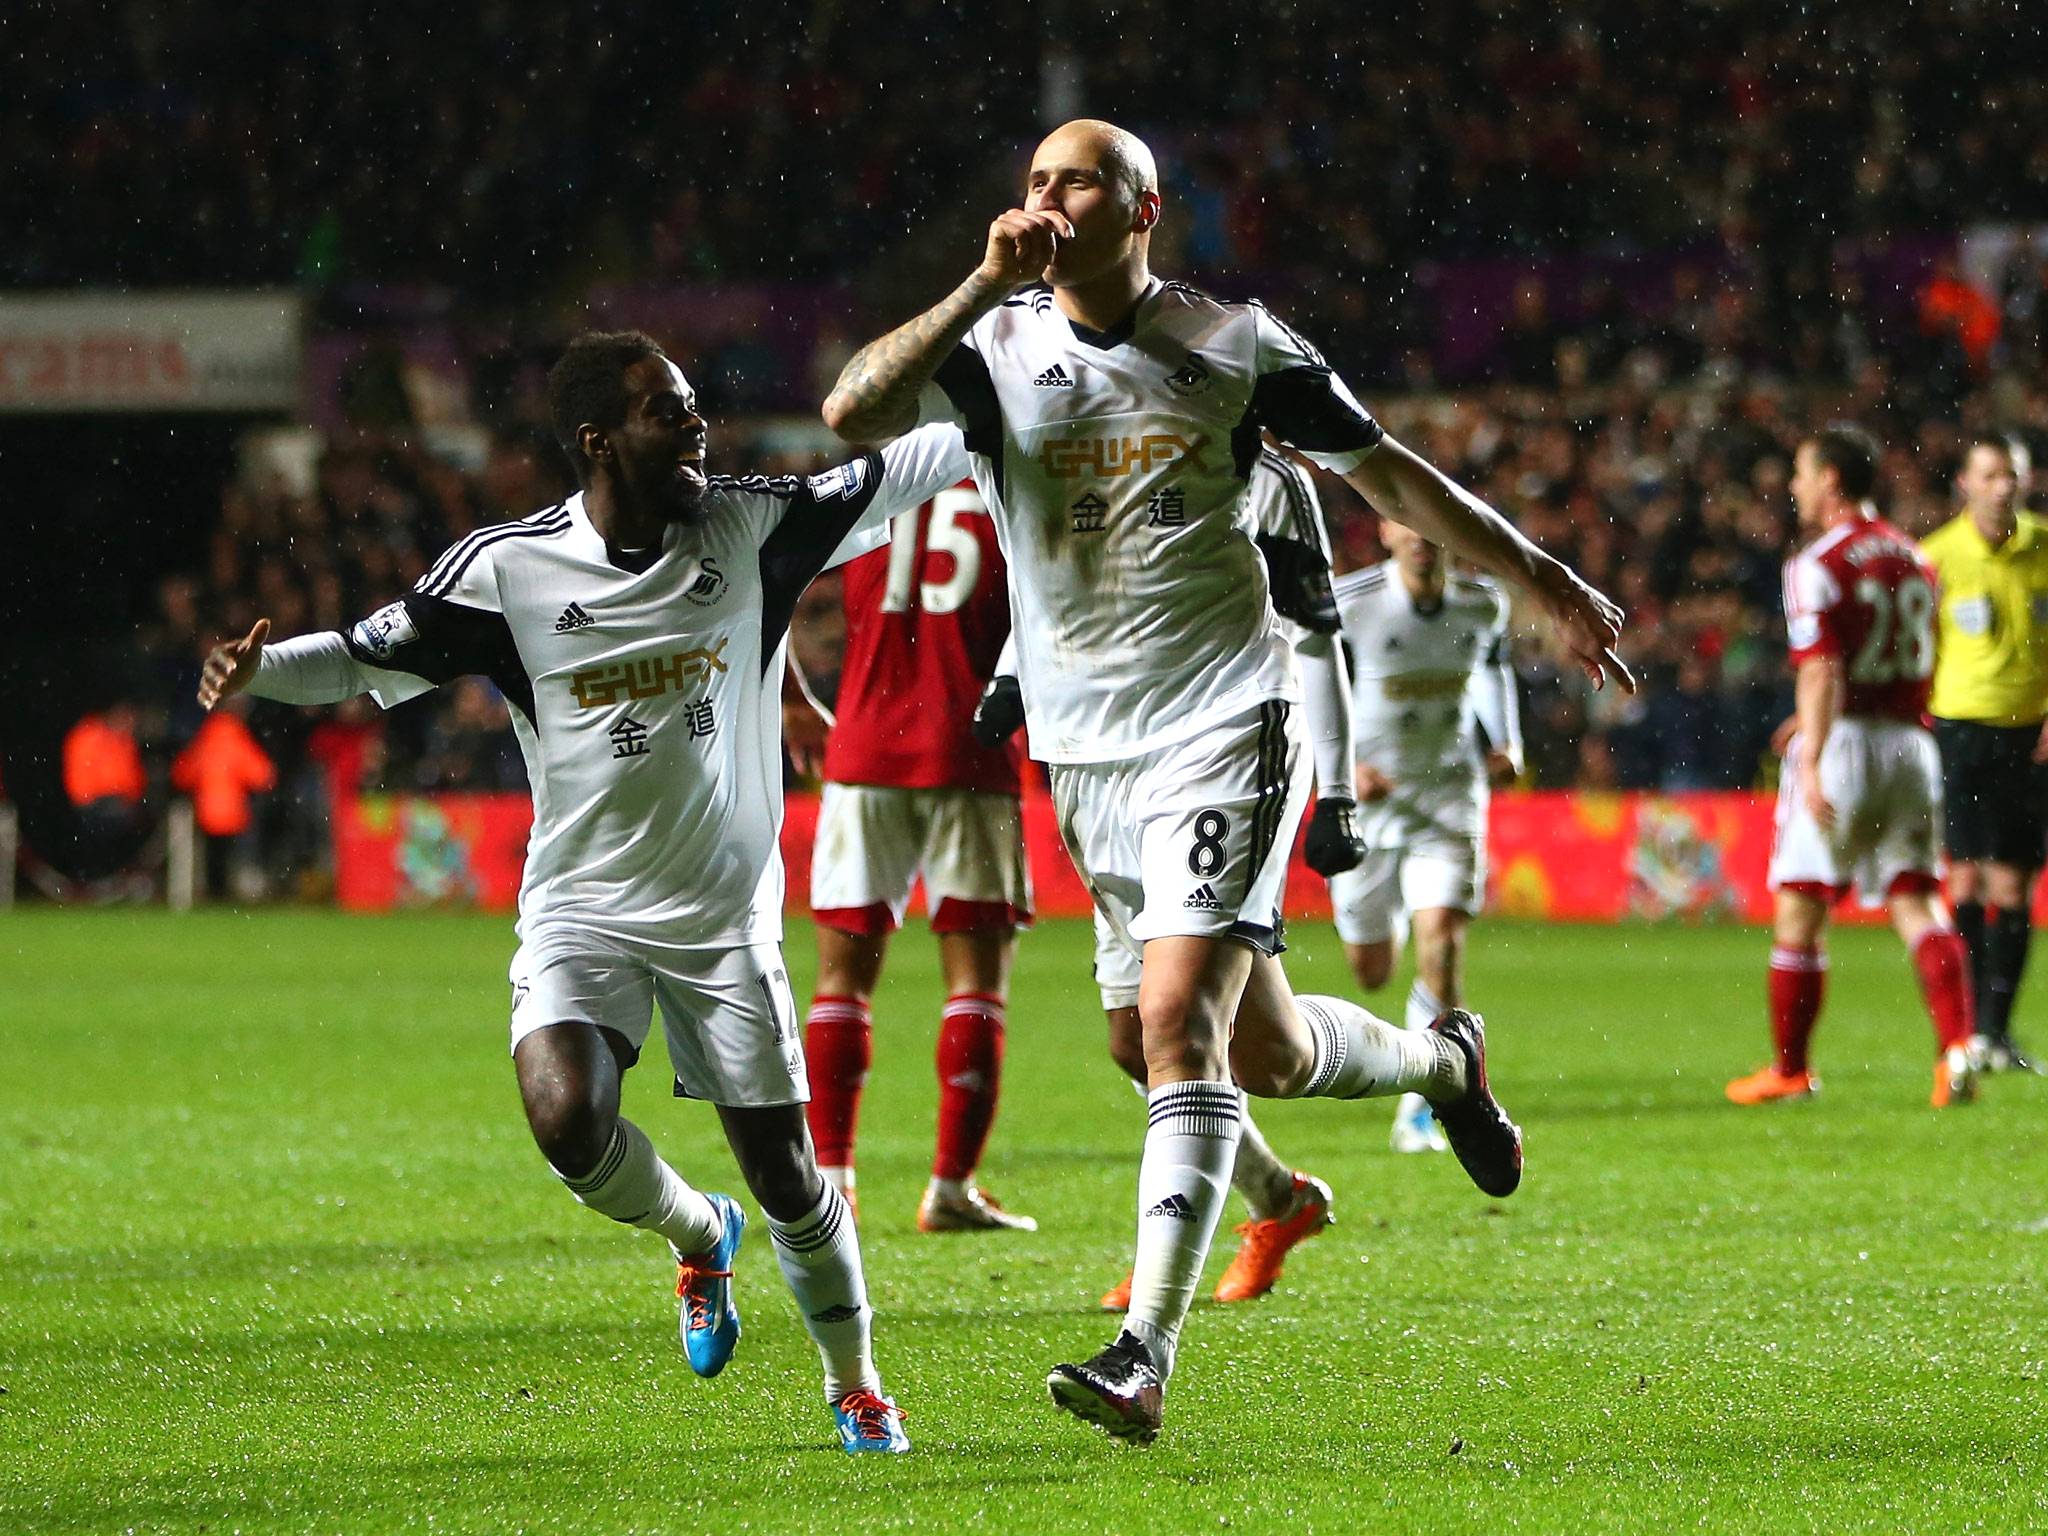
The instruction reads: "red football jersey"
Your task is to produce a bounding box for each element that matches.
[823,481,1025,793]
[1782,512,1938,723]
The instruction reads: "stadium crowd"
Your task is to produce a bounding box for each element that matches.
[15,0,2048,390]
[63,346,2045,896]
[22,0,2048,887]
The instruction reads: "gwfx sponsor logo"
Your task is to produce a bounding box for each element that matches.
[1379,671,1471,702]
[1038,432,1213,479]
[570,638,728,708]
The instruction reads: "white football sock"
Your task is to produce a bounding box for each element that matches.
[1294,994,1466,1101]
[1405,979,1445,1034]
[1122,1080,1242,1381]
[556,1119,722,1257]
[1231,1093,1295,1219]
[1394,981,1449,1126]
[819,1164,856,1200]
[767,1184,878,1402]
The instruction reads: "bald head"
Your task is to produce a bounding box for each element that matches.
[1037,119,1158,209]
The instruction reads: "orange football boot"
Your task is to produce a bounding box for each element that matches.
[1725,1065,1817,1105]
[1099,1270,1133,1311]
[1931,1044,1979,1108]
[1213,1173,1334,1303]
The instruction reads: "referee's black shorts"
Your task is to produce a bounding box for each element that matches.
[1934,717,2048,867]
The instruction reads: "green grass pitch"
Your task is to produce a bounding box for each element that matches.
[3,910,2043,1534]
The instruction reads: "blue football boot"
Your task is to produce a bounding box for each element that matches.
[833,1388,910,1454]
[674,1193,744,1378]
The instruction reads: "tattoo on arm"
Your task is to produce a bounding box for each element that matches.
[825,270,1007,441]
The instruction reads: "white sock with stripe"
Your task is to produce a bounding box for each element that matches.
[767,1184,878,1402]
[1122,1080,1243,1380]
[1294,994,1466,1100]
[1395,980,1448,1124]
[556,1119,721,1257]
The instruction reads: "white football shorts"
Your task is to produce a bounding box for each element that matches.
[1092,904,1144,1011]
[1328,834,1485,946]
[809,782,1032,933]
[1056,698,1310,1001]
[508,925,806,1108]
[1768,719,1942,908]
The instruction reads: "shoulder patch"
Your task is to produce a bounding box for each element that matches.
[352,600,418,661]
[805,458,872,503]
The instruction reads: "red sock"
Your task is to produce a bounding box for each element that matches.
[1912,928,1976,1052]
[803,996,871,1168]
[933,993,1005,1182]
[1768,944,1827,1074]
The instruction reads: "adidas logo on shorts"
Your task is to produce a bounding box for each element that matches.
[1184,882,1222,911]
[1033,364,1075,388]
[554,602,595,632]
[1144,1193,1196,1220]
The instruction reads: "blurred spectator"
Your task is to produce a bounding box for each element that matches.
[171,701,277,901]
[415,680,527,793]
[63,703,149,870]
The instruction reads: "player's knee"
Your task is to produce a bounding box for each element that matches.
[523,1079,614,1178]
[735,1142,821,1223]
[1229,1030,1308,1098]
[1346,943,1394,991]
[1105,1008,1148,1082]
[1137,996,1228,1081]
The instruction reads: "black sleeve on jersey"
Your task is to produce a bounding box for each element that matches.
[757,451,888,666]
[932,345,1003,464]
[1233,366,1385,475]
[1257,534,1342,634]
[343,591,535,722]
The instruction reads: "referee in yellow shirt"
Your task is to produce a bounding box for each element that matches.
[1921,436,2048,1071]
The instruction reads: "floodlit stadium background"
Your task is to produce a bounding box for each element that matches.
[6,2,2048,909]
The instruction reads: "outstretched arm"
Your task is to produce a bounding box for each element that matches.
[201,622,437,711]
[1345,437,1632,694]
[821,209,1073,443]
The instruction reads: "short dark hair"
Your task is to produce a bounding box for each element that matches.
[546,330,666,469]
[1810,422,1882,501]
[1963,433,2019,465]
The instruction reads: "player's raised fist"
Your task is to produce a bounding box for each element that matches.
[198,618,270,710]
[978,209,1073,290]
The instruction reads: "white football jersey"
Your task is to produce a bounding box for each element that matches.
[338,426,968,949]
[1335,564,1518,843]
[917,278,1382,763]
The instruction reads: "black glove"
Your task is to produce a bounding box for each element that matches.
[971,674,1025,748]
[1304,796,1366,876]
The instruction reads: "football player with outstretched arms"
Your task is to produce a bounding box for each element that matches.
[801,476,1039,1235]
[1332,518,1523,1155]
[1727,424,1978,1110]
[824,119,1630,1444]
[200,331,971,1454]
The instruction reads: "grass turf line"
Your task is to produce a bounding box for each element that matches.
[1,910,2043,1534]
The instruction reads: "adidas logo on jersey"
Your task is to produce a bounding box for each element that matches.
[554,602,595,632]
[1033,364,1075,388]
[1184,883,1223,911]
[1144,1194,1196,1220]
